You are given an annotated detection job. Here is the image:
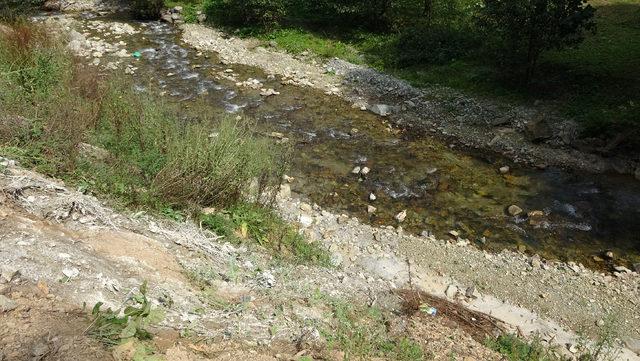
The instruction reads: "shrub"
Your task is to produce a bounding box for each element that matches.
[203,0,286,28]
[394,25,478,66]
[131,0,164,20]
[153,117,288,208]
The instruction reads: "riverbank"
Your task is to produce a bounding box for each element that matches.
[180,23,640,179]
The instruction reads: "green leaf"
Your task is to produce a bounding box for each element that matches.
[119,321,137,339]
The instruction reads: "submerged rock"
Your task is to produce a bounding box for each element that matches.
[507,205,523,216]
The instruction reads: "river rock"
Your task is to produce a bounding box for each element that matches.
[370,104,392,117]
[499,166,510,174]
[507,205,523,216]
[367,205,377,214]
[633,263,640,273]
[369,193,377,201]
[525,117,553,142]
[394,210,407,222]
[351,166,361,174]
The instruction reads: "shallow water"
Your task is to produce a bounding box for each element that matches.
[75,17,640,269]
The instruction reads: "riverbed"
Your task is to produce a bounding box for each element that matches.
[57,13,640,270]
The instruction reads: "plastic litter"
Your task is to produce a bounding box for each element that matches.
[132,51,142,59]
[419,303,437,316]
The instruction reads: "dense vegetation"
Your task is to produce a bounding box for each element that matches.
[0,20,328,265]
[189,0,639,149]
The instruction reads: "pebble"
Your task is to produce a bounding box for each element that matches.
[367,205,377,214]
[360,167,370,175]
[62,268,80,279]
[499,166,510,174]
[394,210,407,222]
[507,205,523,216]
[369,193,377,201]
[351,166,361,174]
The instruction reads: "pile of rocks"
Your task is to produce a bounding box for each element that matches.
[161,6,207,25]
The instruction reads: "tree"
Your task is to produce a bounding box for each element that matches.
[478,0,596,82]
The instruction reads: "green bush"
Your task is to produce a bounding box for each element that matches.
[131,0,164,20]
[203,0,286,28]
[393,25,478,66]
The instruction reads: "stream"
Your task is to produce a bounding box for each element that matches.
[58,14,640,270]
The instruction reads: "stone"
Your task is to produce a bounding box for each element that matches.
[367,205,377,214]
[449,230,459,238]
[499,166,510,174]
[507,205,523,216]
[351,166,361,174]
[62,268,79,279]
[299,203,313,212]
[624,338,640,355]
[197,13,207,23]
[360,167,370,175]
[0,267,19,283]
[258,271,275,288]
[279,184,291,198]
[43,0,61,11]
[161,13,174,23]
[633,263,640,273]
[370,104,392,117]
[0,295,17,312]
[260,88,280,97]
[614,265,631,273]
[465,286,479,299]
[604,251,614,259]
[394,210,407,222]
[525,117,553,142]
[369,193,377,201]
[445,284,459,298]
[299,215,313,228]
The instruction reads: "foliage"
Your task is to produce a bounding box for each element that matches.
[203,0,286,28]
[200,202,331,265]
[0,0,44,21]
[87,282,161,346]
[131,0,165,20]
[477,0,596,81]
[485,334,566,361]
[319,295,423,360]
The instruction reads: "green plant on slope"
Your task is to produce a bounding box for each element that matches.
[87,282,162,346]
[200,202,331,266]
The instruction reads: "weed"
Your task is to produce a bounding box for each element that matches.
[485,334,567,361]
[323,298,424,360]
[577,314,621,361]
[153,117,288,209]
[87,282,163,346]
[200,202,331,266]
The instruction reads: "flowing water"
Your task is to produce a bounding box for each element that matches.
[70,15,640,270]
